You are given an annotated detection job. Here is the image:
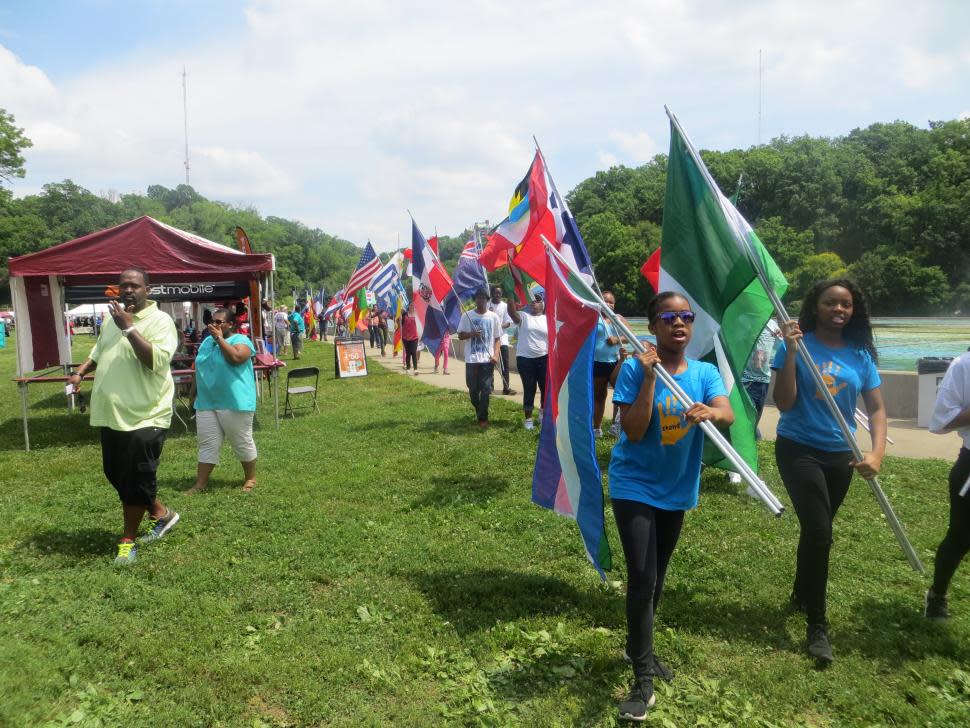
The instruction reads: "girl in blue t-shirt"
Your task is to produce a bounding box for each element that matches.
[609,292,733,721]
[772,278,886,665]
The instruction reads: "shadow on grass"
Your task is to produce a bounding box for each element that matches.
[0,414,96,451]
[660,585,801,652]
[18,527,117,560]
[408,568,621,636]
[839,597,970,665]
[411,474,510,508]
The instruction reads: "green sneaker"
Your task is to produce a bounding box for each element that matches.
[138,510,180,543]
[114,540,137,565]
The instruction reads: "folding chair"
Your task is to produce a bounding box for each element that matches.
[283,366,320,418]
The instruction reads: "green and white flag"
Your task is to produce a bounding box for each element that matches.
[659,113,788,472]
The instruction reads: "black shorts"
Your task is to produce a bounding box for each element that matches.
[593,360,619,379]
[100,427,167,506]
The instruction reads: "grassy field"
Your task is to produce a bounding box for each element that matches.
[0,335,968,726]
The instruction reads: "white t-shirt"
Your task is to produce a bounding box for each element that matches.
[929,352,970,448]
[487,300,512,346]
[458,310,502,364]
[515,311,548,358]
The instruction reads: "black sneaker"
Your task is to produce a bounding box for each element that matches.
[807,622,834,665]
[924,589,950,622]
[617,677,655,722]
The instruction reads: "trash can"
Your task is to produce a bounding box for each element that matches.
[916,357,953,427]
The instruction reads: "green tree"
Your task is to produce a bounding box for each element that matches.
[847,251,950,315]
[788,252,847,303]
[0,109,32,186]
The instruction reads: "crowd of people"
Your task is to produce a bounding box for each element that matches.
[66,267,969,723]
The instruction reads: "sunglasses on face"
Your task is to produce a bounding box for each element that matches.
[653,310,695,325]
[212,319,228,325]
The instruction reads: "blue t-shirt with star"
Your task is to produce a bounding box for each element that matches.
[771,331,881,451]
[608,357,726,511]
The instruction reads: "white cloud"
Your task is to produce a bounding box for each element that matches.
[4,0,970,251]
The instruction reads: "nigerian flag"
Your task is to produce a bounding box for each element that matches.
[659,113,788,472]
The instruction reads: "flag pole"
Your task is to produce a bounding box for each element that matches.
[533,135,605,297]
[542,235,785,516]
[665,106,924,573]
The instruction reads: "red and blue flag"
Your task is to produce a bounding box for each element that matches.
[532,247,612,578]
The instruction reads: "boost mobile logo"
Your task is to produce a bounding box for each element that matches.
[149,283,215,295]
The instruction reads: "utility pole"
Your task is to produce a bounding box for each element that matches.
[182,67,191,185]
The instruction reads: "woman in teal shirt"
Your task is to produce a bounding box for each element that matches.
[186,307,258,493]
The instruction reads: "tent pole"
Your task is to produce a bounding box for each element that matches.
[19,382,30,452]
[270,271,279,428]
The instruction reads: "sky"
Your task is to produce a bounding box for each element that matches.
[1,0,968,252]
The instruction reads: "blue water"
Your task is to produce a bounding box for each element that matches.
[625,317,970,372]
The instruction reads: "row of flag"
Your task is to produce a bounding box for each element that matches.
[312,116,785,579]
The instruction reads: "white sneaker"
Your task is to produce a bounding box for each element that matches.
[609,422,622,437]
[524,418,535,431]
[593,427,603,438]
[727,472,742,485]
[536,408,543,423]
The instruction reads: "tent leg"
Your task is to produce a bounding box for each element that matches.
[19,382,30,452]
[270,271,279,429]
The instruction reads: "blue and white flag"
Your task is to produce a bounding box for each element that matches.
[452,240,489,302]
[371,252,404,303]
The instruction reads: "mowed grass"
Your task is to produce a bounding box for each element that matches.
[0,336,968,727]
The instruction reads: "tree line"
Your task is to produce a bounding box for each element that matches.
[2,107,968,316]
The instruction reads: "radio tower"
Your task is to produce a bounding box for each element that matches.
[182,67,191,185]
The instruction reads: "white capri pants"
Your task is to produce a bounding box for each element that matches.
[196,409,257,464]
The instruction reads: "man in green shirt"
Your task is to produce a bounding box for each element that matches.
[69,267,180,565]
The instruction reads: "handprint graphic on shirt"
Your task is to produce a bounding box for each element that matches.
[815,360,847,400]
[659,394,691,446]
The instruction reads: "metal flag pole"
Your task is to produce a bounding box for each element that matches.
[960,473,970,498]
[665,105,924,573]
[542,236,784,516]
[854,407,895,445]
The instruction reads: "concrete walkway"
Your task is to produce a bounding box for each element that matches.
[376,349,963,461]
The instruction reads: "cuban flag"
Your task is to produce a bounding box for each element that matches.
[323,289,345,319]
[452,240,488,302]
[411,219,462,354]
[532,246,611,578]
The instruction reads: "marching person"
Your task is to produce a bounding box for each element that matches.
[772,278,886,665]
[925,349,970,620]
[433,333,451,375]
[457,288,503,429]
[610,292,732,721]
[185,308,258,494]
[398,302,420,374]
[487,285,516,395]
[68,267,180,566]
[507,290,548,430]
[288,305,305,359]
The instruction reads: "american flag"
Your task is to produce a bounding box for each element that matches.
[345,242,381,297]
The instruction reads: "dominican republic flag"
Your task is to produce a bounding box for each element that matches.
[452,240,488,302]
[654,110,788,473]
[532,246,612,579]
[345,242,381,298]
[412,220,462,354]
[479,150,557,285]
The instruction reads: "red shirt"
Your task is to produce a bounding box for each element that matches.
[401,313,419,341]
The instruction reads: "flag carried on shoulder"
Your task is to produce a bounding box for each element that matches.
[657,111,788,473]
[371,251,405,305]
[532,244,611,579]
[346,242,381,298]
[411,219,462,354]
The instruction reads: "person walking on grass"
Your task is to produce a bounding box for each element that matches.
[399,302,420,374]
[487,285,517,395]
[288,305,305,360]
[458,288,503,429]
[507,290,548,431]
[610,292,732,722]
[185,308,258,495]
[772,278,886,666]
[593,290,626,438]
[925,350,970,621]
[274,306,289,356]
[67,267,180,566]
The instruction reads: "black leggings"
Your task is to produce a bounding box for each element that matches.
[516,355,547,414]
[932,447,970,594]
[775,435,853,624]
[403,339,418,369]
[612,498,685,679]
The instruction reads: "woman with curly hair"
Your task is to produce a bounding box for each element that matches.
[772,278,886,665]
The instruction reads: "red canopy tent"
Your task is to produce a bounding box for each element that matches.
[8,215,275,374]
